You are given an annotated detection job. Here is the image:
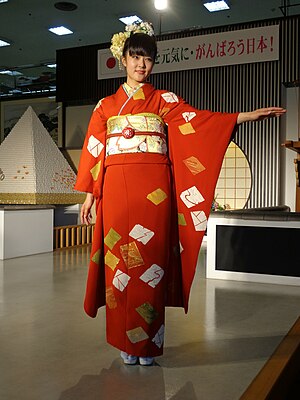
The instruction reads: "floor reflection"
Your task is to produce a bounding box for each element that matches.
[59,358,197,400]
[53,246,91,273]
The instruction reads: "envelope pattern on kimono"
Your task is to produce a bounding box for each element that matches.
[112,269,131,292]
[180,185,204,208]
[182,112,196,122]
[191,210,207,231]
[87,135,104,158]
[93,98,103,110]
[152,324,165,348]
[161,92,179,103]
[126,327,149,344]
[179,241,184,253]
[139,264,164,288]
[129,224,154,245]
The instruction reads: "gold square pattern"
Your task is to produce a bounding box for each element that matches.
[91,249,101,264]
[106,286,117,309]
[104,250,120,271]
[133,88,145,100]
[183,156,206,175]
[120,242,144,269]
[90,161,102,181]
[104,227,122,250]
[146,188,167,205]
[126,327,149,344]
[179,122,195,135]
[136,302,158,324]
[178,213,187,226]
[159,107,170,118]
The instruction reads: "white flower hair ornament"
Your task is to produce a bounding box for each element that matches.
[110,21,155,67]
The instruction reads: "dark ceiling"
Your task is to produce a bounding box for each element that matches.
[0,0,299,69]
[0,0,299,98]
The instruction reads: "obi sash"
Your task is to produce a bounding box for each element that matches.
[106,113,167,156]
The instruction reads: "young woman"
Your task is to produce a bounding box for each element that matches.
[74,22,286,366]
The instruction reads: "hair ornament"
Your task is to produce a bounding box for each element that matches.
[110,21,155,63]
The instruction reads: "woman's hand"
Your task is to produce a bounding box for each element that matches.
[80,193,94,225]
[237,107,286,124]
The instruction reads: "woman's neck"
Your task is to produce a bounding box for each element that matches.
[125,81,144,90]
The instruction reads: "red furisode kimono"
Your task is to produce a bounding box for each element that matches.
[74,82,238,357]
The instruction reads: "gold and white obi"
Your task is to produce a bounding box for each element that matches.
[106,113,167,156]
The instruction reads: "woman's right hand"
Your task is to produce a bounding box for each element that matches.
[80,193,94,225]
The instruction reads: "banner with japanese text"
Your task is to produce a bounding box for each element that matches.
[97,25,279,80]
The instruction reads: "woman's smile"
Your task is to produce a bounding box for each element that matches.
[122,54,154,87]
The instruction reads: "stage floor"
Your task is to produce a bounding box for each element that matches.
[1,244,300,400]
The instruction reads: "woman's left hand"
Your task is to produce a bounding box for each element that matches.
[237,107,286,124]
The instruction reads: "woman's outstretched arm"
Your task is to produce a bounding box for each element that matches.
[237,107,286,125]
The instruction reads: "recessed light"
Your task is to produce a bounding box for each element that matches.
[203,1,230,12]
[119,15,142,25]
[0,70,22,76]
[154,0,168,11]
[0,39,10,47]
[48,26,73,35]
[54,2,77,11]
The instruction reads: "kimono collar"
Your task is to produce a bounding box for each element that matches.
[123,82,144,97]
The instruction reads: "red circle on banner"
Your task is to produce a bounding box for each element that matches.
[106,57,116,69]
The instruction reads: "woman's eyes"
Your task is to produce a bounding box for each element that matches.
[132,55,153,62]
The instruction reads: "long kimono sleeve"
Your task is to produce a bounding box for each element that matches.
[74,101,107,199]
[74,101,108,317]
[159,91,239,312]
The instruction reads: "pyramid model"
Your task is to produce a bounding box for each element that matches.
[0,106,85,204]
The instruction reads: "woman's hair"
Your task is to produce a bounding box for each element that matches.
[122,33,157,61]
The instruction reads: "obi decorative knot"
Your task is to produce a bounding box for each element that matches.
[122,127,135,139]
[106,113,167,156]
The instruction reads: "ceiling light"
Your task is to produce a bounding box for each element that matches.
[154,0,168,10]
[48,26,73,35]
[46,63,57,68]
[0,70,22,76]
[119,15,142,25]
[0,39,10,47]
[0,0,9,3]
[203,1,230,12]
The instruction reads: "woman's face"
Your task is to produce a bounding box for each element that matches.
[122,52,154,87]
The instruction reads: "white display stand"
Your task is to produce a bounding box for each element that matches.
[0,205,54,260]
